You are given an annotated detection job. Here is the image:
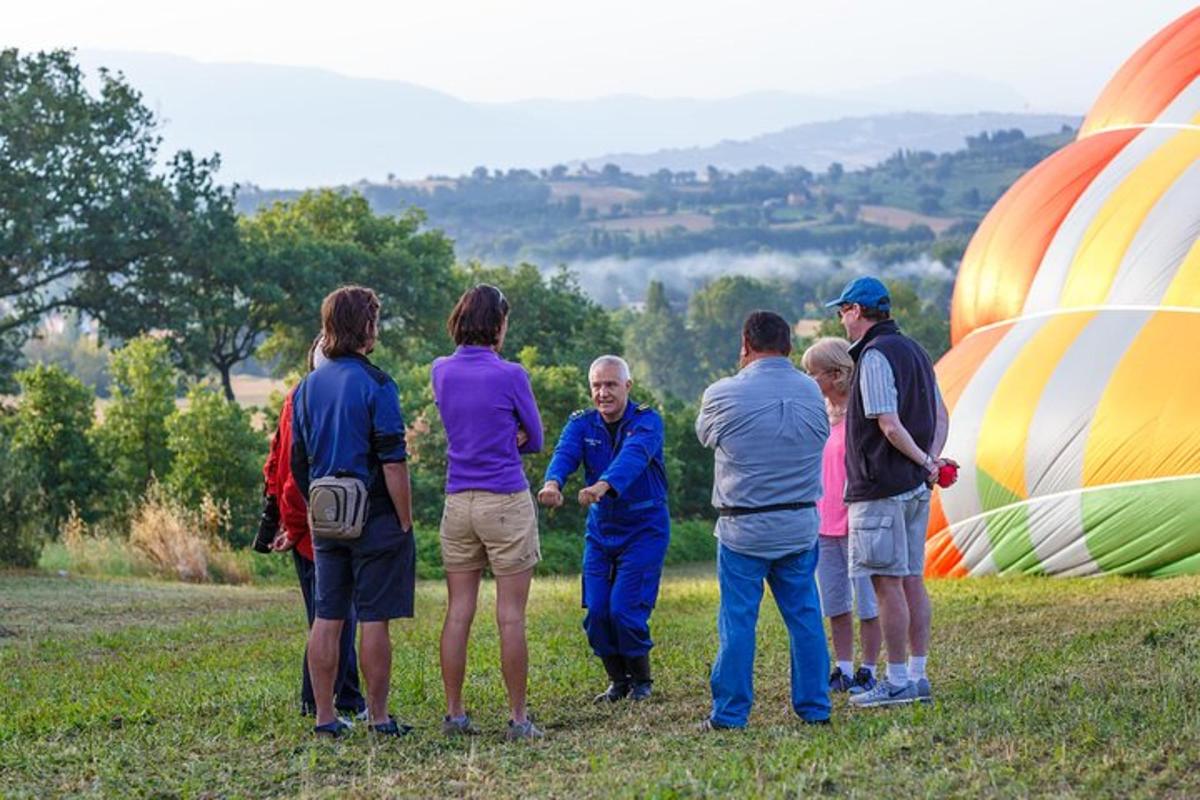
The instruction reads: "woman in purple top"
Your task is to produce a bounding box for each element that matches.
[431,284,545,740]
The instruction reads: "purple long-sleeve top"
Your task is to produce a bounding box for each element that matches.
[431,345,544,494]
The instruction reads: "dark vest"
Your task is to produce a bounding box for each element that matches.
[845,319,938,502]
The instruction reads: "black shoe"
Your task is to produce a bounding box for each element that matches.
[625,654,653,701]
[829,666,854,693]
[595,655,631,703]
[369,717,414,737]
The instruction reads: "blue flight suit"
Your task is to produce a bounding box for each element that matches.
[544,401,670,658]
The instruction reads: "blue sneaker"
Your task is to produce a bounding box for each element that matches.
[915,677,932,704]
[848,667,877,695]
[848,679,918,708]
[828,667,854,693]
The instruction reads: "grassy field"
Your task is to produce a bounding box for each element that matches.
[3,568,1200,798]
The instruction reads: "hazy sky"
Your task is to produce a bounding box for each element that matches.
[8,1,1196,110]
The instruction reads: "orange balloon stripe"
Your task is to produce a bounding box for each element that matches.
[950,130,1136,344]
[935,323,1011,412]
[924,492,967,578]
[1080,7,1200,137]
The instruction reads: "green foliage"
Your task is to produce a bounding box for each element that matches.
[688,275,786,383]
[11,364,101,525]
[624,281,705,401]
[251,190,458,375]
[165,385,266,544]
[94,336,178,511]
[0,428,46,566]
[887,280,951,360]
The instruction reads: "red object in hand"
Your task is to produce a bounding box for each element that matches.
[937,462,959,488]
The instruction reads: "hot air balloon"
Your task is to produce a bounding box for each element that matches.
[927,8,1200,577]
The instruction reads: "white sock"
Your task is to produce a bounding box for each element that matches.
[886,662,908,685]
[837,660,853,676]
[908,656,927,681]
[861,663,876,677]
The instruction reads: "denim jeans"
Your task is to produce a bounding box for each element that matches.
[709,542,830,726]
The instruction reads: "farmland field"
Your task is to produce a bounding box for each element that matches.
[3,568,1200,798]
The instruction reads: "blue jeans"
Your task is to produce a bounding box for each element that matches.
[710,542,830,727]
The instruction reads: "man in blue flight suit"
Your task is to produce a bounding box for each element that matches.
[538,355,670,703]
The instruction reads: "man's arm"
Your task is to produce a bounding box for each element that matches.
[382,461,414,530]
[861,350,938,481]
[876,413,937,480]
[539,416,584,507]
[694,385,722,448]
[595,413,663,498]
[929,385,949,458]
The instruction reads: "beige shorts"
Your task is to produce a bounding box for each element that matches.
[440,490,540,576]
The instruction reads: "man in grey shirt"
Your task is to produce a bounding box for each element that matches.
[695,311,832,730]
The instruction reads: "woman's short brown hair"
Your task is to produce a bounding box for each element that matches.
[447,284,509,346]
[321,285,381,358]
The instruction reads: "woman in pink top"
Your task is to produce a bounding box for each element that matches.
[802,337,881,695]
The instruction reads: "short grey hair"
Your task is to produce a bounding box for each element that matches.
[588,355,631,382]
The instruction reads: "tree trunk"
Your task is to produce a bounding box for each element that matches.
[219,365,236,403]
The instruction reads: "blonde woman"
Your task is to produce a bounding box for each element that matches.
[801,337,881,694]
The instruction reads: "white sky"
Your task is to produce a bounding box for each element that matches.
[8,1,1197,110]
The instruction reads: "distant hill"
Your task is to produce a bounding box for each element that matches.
[76,50,1041,187]
[576,112,1080,174]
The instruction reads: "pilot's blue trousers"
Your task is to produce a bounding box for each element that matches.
[582,517,670,658]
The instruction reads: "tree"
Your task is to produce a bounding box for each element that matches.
[251,190,458,377]
[11,364,101,524]
[94,336,177,507]
[165,385,266,543]
[687,276,785,383]
[0,50,165,367]
[624,281,704,401]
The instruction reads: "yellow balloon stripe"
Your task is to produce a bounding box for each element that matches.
[1060,125,1200,307]
[975,313,1096,500]
[1084,312,1200,486]
[1162,232,1200,306]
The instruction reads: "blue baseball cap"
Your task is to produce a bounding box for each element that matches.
[825,276,890,312]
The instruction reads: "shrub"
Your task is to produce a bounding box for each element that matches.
[128,483,249,584]
[11,363,102,524]
[94,336,177,515]
[165,384,267,545]
[0,430,47,566]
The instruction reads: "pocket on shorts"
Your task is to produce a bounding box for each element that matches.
[851,515,895,569]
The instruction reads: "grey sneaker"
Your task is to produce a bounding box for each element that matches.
[442,713,480,736]
[505,719,544,741]
[915,677,932,704]
[848,667,877,696]
[848,679,919,708]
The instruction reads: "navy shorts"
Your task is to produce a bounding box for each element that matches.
[313,512,416,622]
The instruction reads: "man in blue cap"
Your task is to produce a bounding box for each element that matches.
[825,276,950,708]
[538,355,670,703]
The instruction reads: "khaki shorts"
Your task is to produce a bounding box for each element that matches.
[848,488,931,578]
[440,490,540,576]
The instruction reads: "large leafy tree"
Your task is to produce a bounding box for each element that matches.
[0,50,163,359]
[623,281,704,401]
[687,275,785,383]
[251,190,458,375]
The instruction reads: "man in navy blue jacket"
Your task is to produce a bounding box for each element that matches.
[291,285,416,738]
[538,355,670,702]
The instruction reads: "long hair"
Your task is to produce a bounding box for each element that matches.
[447,284,509,346]
[320,286,380,358]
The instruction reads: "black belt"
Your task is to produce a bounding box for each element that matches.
[717,501,816,517]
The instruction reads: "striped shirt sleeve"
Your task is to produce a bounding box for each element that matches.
[859,349,898,418]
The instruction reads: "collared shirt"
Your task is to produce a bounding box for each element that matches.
[695,356,829,560]
[290,353,408,512]
[432,345,543,494]
[859,348,945,420]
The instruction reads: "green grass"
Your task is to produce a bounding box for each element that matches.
[2,569,1200,798]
